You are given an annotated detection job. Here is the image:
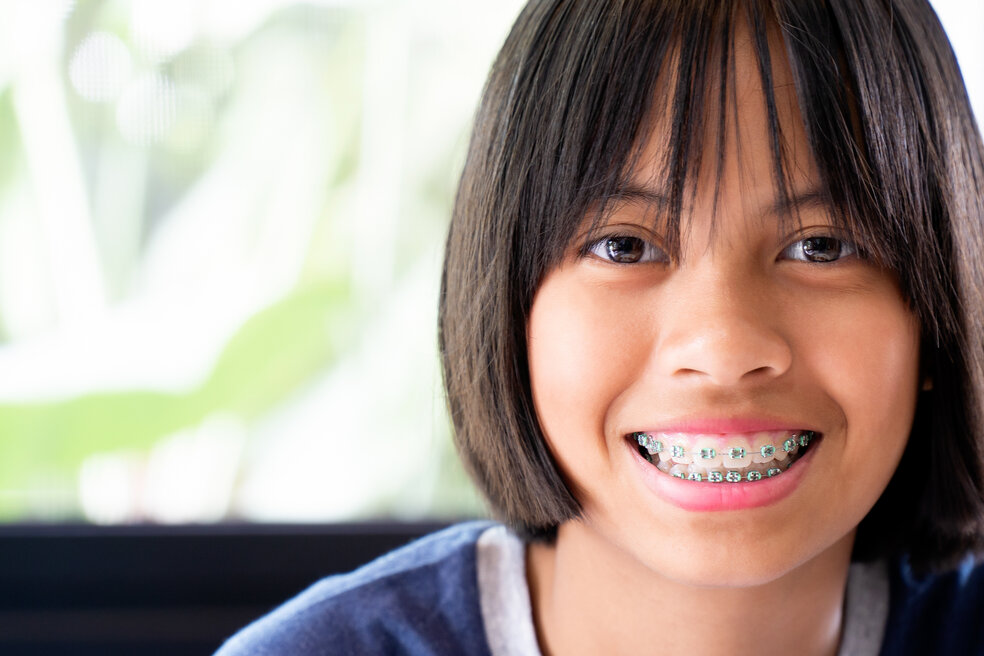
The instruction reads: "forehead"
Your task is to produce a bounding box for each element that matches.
[640,22,817,197]
[625,18,820,230]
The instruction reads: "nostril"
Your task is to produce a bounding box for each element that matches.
[743,365,781,380]
[658,323,793,386]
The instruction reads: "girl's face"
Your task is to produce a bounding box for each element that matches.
[526,40,921,586]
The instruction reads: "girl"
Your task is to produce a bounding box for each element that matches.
[218,1,984,654]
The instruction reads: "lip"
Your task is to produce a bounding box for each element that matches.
[626,431,820,512]
[642,416,814,435]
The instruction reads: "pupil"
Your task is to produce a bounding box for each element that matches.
[606,236,644,263]
[802,237,839,262]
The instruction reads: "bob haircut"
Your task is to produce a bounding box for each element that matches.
[439,0,984,572]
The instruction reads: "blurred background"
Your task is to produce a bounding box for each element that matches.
[0,0,979,529]
[0,0,532,527]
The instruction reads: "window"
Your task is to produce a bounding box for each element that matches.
[0,0,525,525]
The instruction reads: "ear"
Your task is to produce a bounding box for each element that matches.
[918,339,933,392]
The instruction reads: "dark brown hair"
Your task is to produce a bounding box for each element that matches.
[439,0,984,572]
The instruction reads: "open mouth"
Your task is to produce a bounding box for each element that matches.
[629,430,821,483]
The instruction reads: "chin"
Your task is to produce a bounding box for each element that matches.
[616,520,824,589]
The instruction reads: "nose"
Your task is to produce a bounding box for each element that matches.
[654,267,793,386]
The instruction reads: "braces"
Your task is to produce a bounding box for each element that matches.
[632,430,817,482]
[633,430,815,459]
[672,467,783,483]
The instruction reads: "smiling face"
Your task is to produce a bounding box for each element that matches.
[526,35,921,587]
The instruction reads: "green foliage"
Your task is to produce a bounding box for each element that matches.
[0,280,352,519]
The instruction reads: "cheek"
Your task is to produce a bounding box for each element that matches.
[806,300,919,421]
[527,273,650,463]
[798,290,920,480]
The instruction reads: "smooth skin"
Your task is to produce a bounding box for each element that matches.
[524,26,921,656]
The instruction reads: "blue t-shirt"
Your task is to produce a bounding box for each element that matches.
[216,523,495,655]
[215,522,984,655]
[881,550,984,653]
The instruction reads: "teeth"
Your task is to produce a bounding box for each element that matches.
[722,438,752,468]
[669,463,690,479]
[750,432,776,464]
[632,430,817,482]
[669,434,690,465]
[691,437,722,468]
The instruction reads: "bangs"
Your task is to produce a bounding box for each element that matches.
[514,0,958,343]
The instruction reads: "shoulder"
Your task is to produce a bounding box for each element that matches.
[214,521,498,656]
[880,554,984,655]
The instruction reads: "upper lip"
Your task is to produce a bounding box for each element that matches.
[632,416,816,435]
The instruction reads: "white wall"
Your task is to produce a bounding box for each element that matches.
[931,0,984,128]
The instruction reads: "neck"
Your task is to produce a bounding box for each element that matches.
[527,521,854,656]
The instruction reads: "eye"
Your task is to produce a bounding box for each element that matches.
[586,235,668,264]
[780,235,858,263]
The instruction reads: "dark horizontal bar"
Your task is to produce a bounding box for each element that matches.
[0,520,458,609]
[0,520,474,654]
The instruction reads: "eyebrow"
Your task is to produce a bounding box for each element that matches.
[610,184,669,208]
[608,184,830,217]
[766,187,830,217]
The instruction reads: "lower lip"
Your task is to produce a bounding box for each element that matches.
[628,439,818,512]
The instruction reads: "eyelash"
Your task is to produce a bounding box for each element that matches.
[583,235,669,264]
[779,234,860,264]
[582,233,862,265]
